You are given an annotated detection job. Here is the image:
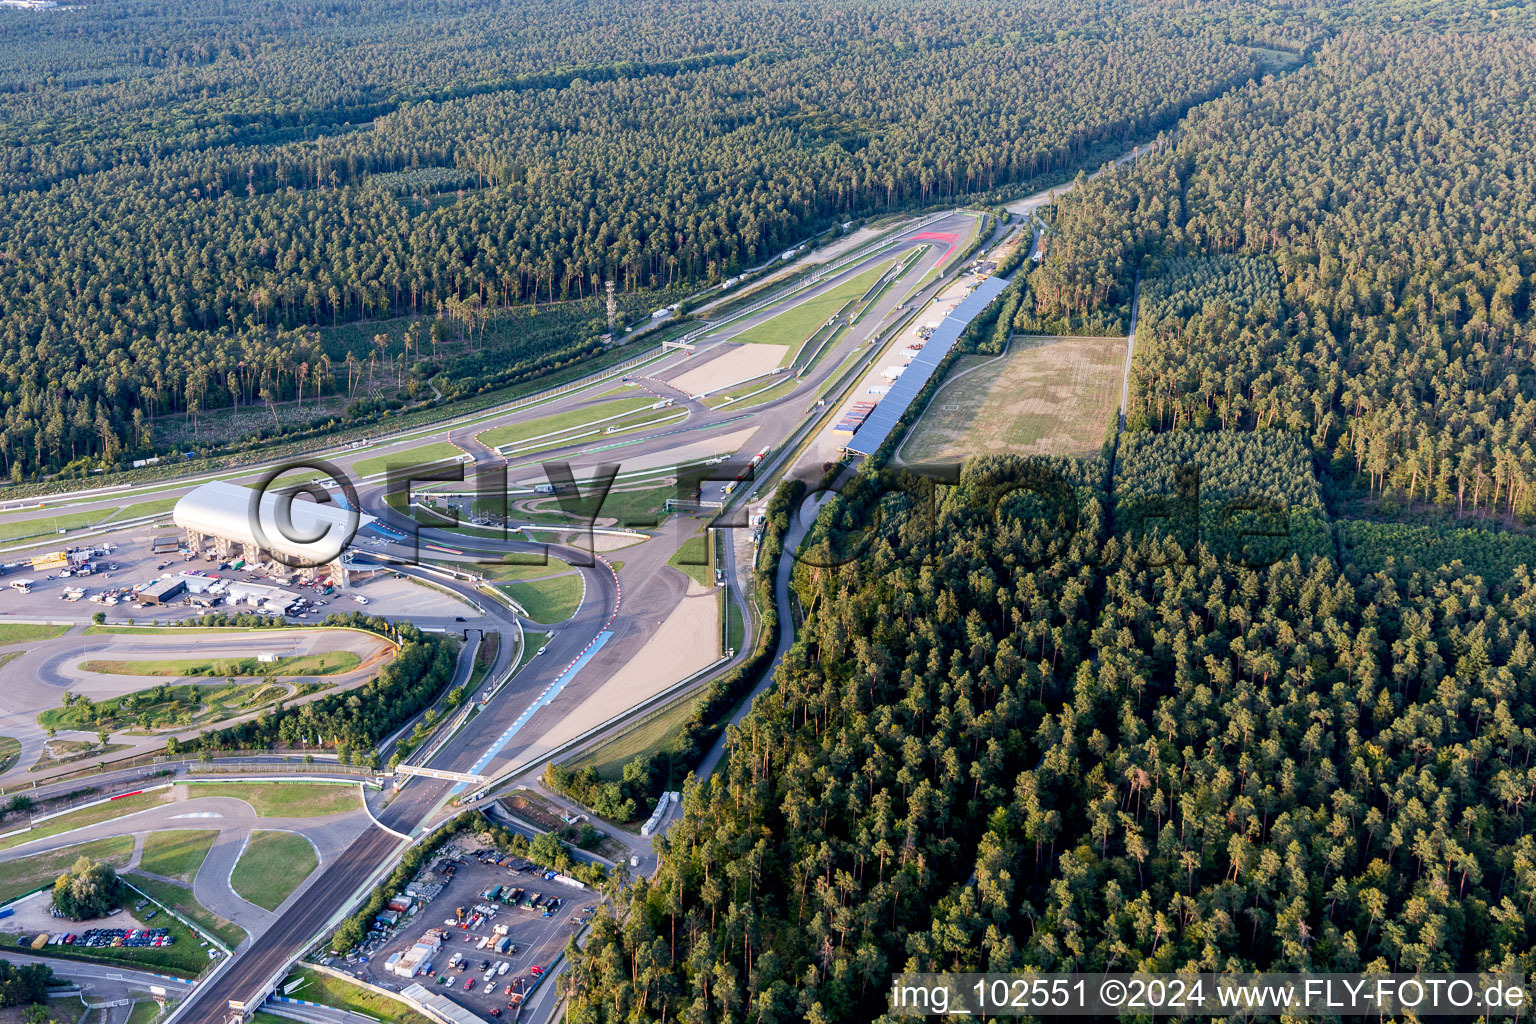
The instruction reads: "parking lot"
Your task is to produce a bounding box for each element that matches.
[0,523,349,621]
[0,521,471,622]
[0,526,206,621]
[337,840,597,1019]
[59,926,174,950]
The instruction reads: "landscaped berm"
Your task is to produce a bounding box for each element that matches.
[899,334,1124,463]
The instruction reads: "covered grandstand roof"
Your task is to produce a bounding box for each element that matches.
[173,479,373,565]
[845,274,1010,456]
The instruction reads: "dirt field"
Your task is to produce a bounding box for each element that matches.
[666,343,786,396]
[899,335,1124,463]
[521,581,719,759]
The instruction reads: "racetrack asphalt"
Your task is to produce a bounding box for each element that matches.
[43,210,982,1023]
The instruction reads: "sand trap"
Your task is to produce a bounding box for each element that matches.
[667,344,786,396]
[522,585,720,758]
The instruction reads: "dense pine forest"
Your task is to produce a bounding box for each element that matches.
[1031,29,1536,523]
[565,2,1536,1022]
[12,0,1536,1017]
[0,0,1284,479]
[571,454,1536,1021]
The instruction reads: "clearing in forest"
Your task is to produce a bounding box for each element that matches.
[899,335,1123,463]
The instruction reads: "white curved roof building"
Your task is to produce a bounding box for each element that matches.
[173,480,373,566]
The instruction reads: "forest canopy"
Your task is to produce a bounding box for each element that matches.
[563,4,1536,1022]
[0,0,1280,478]
[1031,30,1536,522]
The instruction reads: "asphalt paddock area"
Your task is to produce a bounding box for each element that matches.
[0,526,206,622]
[0,523,386,623]
[338,844,593,1018]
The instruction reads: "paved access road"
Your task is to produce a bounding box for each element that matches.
[0,789,377,945]
[76,209,983,1023]
[0,627,394,789]
[0,949,196,992]
[172,825,406,1023]
[0,950,193,1024]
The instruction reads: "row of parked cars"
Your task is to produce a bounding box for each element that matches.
[67,927,174,948]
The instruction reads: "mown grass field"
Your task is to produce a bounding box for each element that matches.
[124,1000,164,1024]
[515,631,550,674]
[579,482,676,527]
[668,532,713,587]
[478,394,658,450]
[899,335,1123,463]
[181,782,361,818]
[230,830,317,911]
[351,441,465,478]
[0,508,117,543]
[0,836,134,902]
[501,405,686,459]
[0,791,172,854]
[816,345,870,401]
[82,625,273,636]
[281,967,435,1024]
[115,496,180,520]
[505,483,675,529]
[78,650,361,678]
[473,555,573,582]
[0,623,69,645]
[730,261,893,365]
[136,830,217,882]
[704,375,799,411]
[125,873,247,950]
[461,632,499,696]
[724,592,745,654]
[499,573,583,624]
[567,694,699,783]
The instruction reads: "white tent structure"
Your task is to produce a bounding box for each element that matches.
[173,480,374,587]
